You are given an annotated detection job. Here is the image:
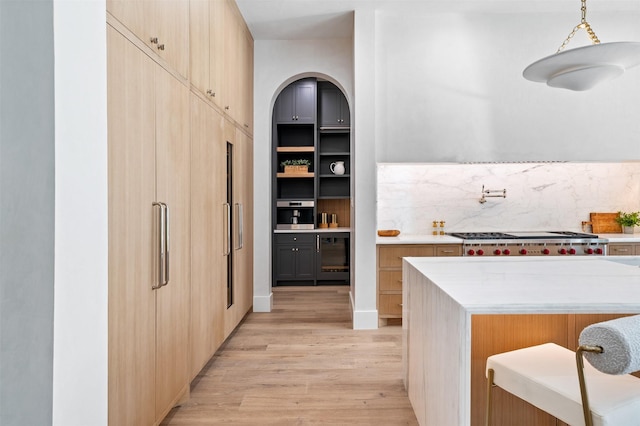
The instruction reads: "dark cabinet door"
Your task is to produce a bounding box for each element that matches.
[274,244,297,279]
[296,245,316,279]
[275,79,316,123]
[293,81,316,123]
[319,87,349,127]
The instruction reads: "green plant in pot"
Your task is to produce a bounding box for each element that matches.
[615,211,640,234]
[280,159,311,173]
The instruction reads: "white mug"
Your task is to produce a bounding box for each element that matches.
[330,161,345,175]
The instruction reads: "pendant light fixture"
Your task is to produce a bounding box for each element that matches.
[523,0,640,91]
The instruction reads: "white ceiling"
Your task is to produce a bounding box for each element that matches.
[235,0,640,40]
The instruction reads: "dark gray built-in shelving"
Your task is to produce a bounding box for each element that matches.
[272,78,352,286]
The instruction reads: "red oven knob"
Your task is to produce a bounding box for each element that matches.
[477,249,484,256]
[542,248,550,255]
[467,249,475,255]
[503,249,510,255]
[494,249,501,255]
[586,248,594,254]
[568,248,576,255]
[595,247,603,254]
[559,248,567,255]
[519,248,527,255]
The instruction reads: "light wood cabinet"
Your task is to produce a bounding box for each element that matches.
[189,0,225,108]
[189,94,226,379]
[107,0,189,78]
[190,0,253,133]
[608,242,640,256]
[376,244,462,325]
[107,26,191,425]
[107,1,253,423]
[222,120,254,337]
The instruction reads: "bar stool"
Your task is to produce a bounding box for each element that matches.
[485,317,640,426]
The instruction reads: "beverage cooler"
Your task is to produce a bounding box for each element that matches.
[316,232,349,284]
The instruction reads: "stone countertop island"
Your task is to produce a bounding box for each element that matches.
[402,256,640,426]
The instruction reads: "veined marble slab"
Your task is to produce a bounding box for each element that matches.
[377,162,640,235]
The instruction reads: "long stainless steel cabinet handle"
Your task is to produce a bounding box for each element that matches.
[152,202,165,289]
[224,203,231,256]
[235,203,243,250]
[163,202,170,287]
[316,234,320,253]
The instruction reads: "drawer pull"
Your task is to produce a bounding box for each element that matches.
[441,250,454,253]
[616,249,629,252]
[398,303,403,307]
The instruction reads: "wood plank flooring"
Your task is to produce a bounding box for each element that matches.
[161,286,418,425]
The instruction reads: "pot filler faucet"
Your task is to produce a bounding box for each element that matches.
[479,185,507,204]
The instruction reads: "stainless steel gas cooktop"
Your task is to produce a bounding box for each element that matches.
[447,231,608,257]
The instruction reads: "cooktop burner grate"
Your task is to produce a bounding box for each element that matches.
[448,231,599,240]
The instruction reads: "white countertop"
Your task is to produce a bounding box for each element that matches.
[404,256,640,314]
[274,227,351,234]
[377,232,640,245]
[597,233,640,243]
[376,234,462,245]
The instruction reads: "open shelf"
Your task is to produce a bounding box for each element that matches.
[277,146,315,153]
[277,172,315,178]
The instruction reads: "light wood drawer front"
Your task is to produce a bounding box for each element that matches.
[379,294,403,316]
[609,244,635,256]
[379,271,403,292]
[636,245,640,255]
[378,246,436,268]
[436,245,462,257]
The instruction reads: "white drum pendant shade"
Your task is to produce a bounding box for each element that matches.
[523,42,640,91]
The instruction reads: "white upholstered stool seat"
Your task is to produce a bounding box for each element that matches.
[486,343,640,426]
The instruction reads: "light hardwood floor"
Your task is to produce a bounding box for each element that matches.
[162,286,419,425]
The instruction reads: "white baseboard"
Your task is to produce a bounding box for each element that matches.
[253,292,273,312]
[350,291,378,330]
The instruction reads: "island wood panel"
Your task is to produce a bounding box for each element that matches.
[470,313,634,426]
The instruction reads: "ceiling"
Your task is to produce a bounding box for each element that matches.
[235,0,640,40]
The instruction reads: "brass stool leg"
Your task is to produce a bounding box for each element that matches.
[486,368,494,426]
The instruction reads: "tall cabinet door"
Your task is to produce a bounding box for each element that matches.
[107,26,157,426]
[234,128,253,314]
[190,95,226,378]
[154,65,191,418]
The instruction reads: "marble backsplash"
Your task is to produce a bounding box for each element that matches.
[377,162,640,234]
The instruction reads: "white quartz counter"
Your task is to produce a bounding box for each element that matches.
[274,227,351,233]
[404,256,640,314]
[376,234,462,245]
[402,256,640,426]
[598,233,640,243]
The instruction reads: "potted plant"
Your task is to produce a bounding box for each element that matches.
[280,159,311,174]
[615,211,640,234]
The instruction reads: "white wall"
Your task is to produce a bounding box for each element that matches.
[252,38,354,313]
[53,1,108,425]
[375,10,640,162]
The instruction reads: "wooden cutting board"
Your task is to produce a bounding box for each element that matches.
[590,212,621,233]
